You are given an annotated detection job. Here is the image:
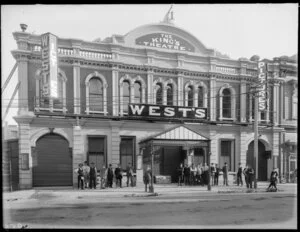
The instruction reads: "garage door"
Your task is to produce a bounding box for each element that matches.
[33,133,72,186]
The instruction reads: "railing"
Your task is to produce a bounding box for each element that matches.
[246,70,257,76]
[79,50,112,59]
[215,66,238,75]
[31,45,112,59]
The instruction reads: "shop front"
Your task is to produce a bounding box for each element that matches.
[139,125,210,183]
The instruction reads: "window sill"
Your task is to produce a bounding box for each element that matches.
[219,117,236,121]
[86,110,108,115]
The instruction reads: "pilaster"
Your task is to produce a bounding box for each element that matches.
[209,129,218,164]
[72,125,84,188]
[109,121,122,167]
[73,62,81,114]
[273,83,280,126]
[17,56,29,115]
[18,122,32,189]
[147,70,154,104]
[240,81,247,122]
[240,130,248,167]
[112,67,119,116]
[209,76,216,121]
[177,73,184,106]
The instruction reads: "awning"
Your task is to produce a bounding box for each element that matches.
[139,125,209,147]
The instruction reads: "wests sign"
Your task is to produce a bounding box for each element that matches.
[128,104,207,119]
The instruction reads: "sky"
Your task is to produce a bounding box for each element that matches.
[1,4,298,125]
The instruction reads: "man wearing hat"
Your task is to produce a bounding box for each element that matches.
[89,162,97,189]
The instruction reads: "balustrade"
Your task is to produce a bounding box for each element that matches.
[215,66,238,74]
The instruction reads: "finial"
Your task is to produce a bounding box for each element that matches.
[162,4,175,24]
[20,23,28,32]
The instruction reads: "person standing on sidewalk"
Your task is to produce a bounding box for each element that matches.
[126,162,134,187]
[89,162,97,189]
[210,163,216,186]
[214,163,220,186]
[74,163,84,190]
[267,167,278,191]
[177,163,184,186]
[82,161,90,189]
[183,164,190,186]
[143,165,152,192]
[196,164,202,185]
[107,164,114,188]
[190,163,197,185]
[203,163,209,185]
[243,166,248,187]
[246,165,255,189]
[99,165,107,189]
[222,162,229,186]
[237,162,243,187]
[115,164,123,188]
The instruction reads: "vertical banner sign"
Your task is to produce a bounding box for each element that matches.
[257,62,268,111]
[41,33,58,98]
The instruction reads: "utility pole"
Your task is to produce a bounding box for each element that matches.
[254,90,259,189]
[207,151,211,191]
[149,141,154,193]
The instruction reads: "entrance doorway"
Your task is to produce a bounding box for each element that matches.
[33,133,72,186]
[247,140,268,181]
[160,146,184,182]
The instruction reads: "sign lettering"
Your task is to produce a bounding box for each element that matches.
[128,104,207,119]
[257,61,268,111]
[41,33,58,98]
[136,33,195,52]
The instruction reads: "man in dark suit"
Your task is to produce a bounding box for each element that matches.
[222,162,229,186]
[214,163,220,186]
[237,162,243,186]
[246,165,255,189]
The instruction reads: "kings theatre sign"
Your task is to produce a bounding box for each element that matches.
[136,33,195,52]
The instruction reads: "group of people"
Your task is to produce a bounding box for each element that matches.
[75,161,135,190]
[177,162,226,186]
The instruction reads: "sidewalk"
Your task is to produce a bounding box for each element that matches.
[3,182,297,202]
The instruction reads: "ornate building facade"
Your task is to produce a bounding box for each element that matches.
[11,17,297,189]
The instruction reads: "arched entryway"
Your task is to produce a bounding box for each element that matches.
[246,140,268,181]
[32,133,72,186]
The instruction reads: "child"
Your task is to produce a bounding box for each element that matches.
[267,168,278,192]
[74,163,84,190]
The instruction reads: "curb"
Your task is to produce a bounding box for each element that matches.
[124,192,159,197]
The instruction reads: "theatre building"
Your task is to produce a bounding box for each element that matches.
[11,14,297,189]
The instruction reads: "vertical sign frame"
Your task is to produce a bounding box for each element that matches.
[41,33,58,98]
[257,61,268,111]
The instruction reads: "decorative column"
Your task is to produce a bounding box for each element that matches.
[109,121,122,167]
[279,83,284,124]
[14,115,34,189]
[209,76,217,121]
[272,131,280,170]
[147,70,154,104]
[72,124,84,188]
[112,67,119,116]
[240,130,247,168]
[177,73,184,106]
[194,88,198,107]
[240,80,247,122]
[17,56,29,115]
[73,61,81,114]
[163,86,168,105]
[209,129,218,164]
[273,83,280,126]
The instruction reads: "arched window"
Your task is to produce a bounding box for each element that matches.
[134,82,141,103]
[166,84,173,106]
[187,86,193,107]
[222,88,231,118]
[123,80,130,113]
[156,83,163,105]
[89,77,103,112]
[198,86,204,107]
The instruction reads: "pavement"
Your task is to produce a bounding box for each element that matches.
[3,182,297,202]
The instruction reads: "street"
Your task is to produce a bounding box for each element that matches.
[3,184,297,229]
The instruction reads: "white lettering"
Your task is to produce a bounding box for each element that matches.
[149,106,161,116]
[195,109,206,118]
[129,105,145,115]
[164,107,175,117]
[41,35,48,47]
[178,108,192,117]
[152,38,158,43]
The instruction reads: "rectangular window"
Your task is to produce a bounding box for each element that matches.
[21,153,29,170]
[88,136,106,171]
[220,140,235,171]
[120,137,135,171]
